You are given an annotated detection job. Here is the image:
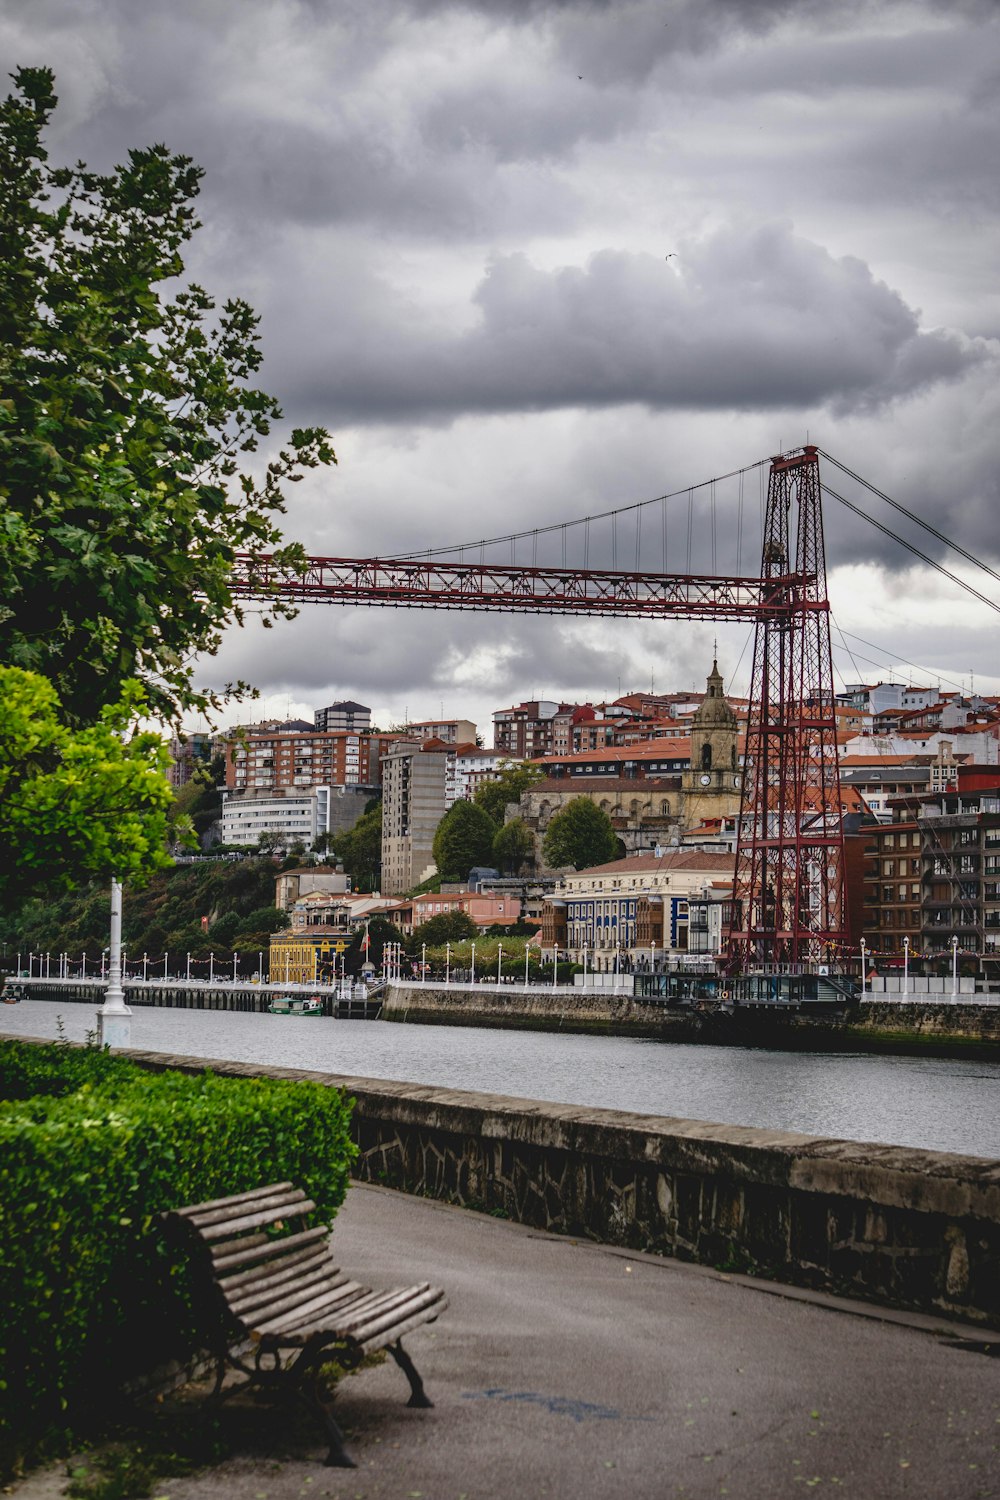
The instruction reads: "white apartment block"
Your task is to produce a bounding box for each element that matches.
[445,746,504,806]
[222,787,332,849]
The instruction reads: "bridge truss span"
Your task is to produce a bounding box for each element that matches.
[231,554,800,623]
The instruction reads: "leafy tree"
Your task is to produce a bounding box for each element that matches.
[243,905,289,932]
[0,667,173,905]
[474,761,544,827]
[542,797,619,871]
[342,914,404,974]
[330,803,382,891]
[0,67,335,727]
[432,799,497,882]
[492,816,535,874]
[412,911,478,947]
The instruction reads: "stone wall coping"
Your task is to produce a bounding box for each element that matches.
[107,1046,1000,1219]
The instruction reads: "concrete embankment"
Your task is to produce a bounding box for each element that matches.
[382,981,1000,1058]
[54,1042,1000,1328]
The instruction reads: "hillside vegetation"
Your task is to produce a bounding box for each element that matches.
[0,858,291,968]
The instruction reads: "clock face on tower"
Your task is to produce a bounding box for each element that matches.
[699,773,711,785]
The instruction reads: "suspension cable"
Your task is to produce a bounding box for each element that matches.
[819,448,1000,593]
[821,483,1000,618]
[395,457,770,561]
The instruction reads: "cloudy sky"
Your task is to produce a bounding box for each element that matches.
[5,0,999,738]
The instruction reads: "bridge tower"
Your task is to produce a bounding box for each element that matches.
[727,446,847,970]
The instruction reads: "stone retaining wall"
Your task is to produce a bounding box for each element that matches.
[110,1047,1000,1327]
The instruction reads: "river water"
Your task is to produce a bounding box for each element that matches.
[3,999,999,1159]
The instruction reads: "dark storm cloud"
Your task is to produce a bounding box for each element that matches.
[269,223,987,425]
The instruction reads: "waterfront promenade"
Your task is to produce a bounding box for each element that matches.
[13,1181,1000,1499]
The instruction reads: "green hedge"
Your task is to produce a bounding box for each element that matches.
[0,1041,357,1472]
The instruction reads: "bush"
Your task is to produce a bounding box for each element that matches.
[0,1040,356,1473]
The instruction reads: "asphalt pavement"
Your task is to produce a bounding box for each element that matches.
[12,1182,1000,1500]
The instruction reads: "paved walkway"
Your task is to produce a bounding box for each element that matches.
[14,1183,1000,1499]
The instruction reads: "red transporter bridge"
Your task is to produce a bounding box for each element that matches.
[232,445,848,980]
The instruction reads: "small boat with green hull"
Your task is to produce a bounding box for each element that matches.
[268,993,324,1017]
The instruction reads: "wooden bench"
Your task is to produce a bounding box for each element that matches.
[162,1182,448,1468]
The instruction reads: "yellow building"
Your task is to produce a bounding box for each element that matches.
[269,930,346,985]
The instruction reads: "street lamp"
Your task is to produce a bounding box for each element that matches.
[445,942,451,985]
[651,938,657,974]
[97,878,131,1048]
[186,952,191,983]
[951,935,959,1000]
[903,936,910,999]
[523,945,530,989]
[582,944,588,988]
[209,950,215,985]
[471,942,476,985]
[422,942,427,984]
[859,937,867,997]
[233,951,239,983]
[552,945,559,989]
[496,945,503,985]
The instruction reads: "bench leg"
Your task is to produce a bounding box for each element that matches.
[388,1340,433,1409]
[302,1377,357,1468]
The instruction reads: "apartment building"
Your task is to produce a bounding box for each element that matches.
[493,700,589,759]
[404,717,477,746]
[221,787,333,849]
[313,700,371,733]
[445,744,505,806]
[166,731,223,789]
[541,849,736,966]
[862,765,1000,974]
[227,726,385,792]
[380,741,450,895]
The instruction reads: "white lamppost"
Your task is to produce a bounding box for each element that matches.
[902,936,910,999]
[163,952,169,980]
[445,942,451,985]
[209,950,215,985]
[97,878,131,1048]
[524,945,530,989]
[471,942,476,985]
[101,949,107,981]
[258,951,264,984]
[186,952,191,982]
[951,935,959,1000]
[141,951,148,983]
[496,945,503,985]
[859,938,867,996]
[582,945,588,988]
[651,938,657,974]
[233,952,239,983]
[552,945,559,988]
[422,943,427,983]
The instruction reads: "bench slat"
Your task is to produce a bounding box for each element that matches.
[261,1283,394,1338]
[186,1186,311,1230]
[172,1182,294,1217]
[229,1264,353,1321]
[200,1199,317,1241]
[343,1286,446,1346]
[220,1242,333,1294]
[355,1297,448,1356]
[212,1225,328,1272]
[251,1278,370,1338]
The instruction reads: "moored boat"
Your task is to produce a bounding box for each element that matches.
[268,994,324,1016]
